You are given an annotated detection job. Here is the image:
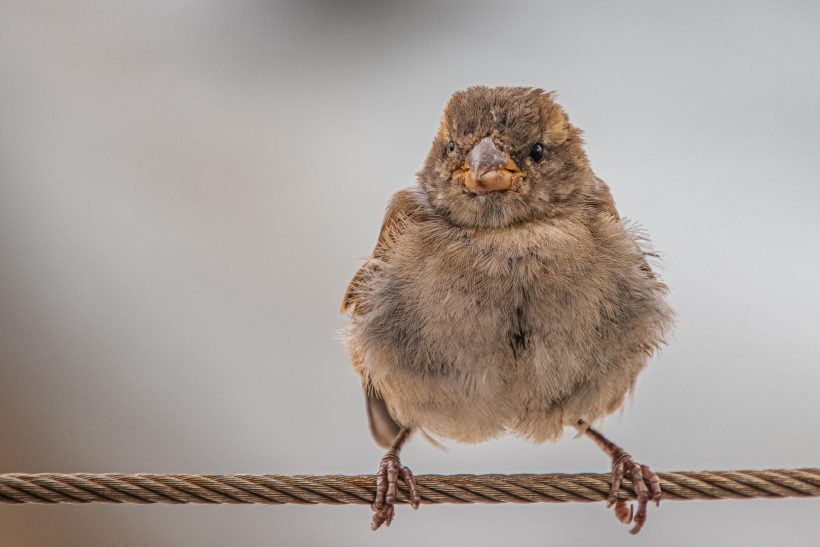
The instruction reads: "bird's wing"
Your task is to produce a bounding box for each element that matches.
[591,175,621,219]
[365,389,403,449]
[342,188,425,448]
[341,188,424,315]
[592,176,657,277]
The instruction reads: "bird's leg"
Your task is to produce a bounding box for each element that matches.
[577,420,661,534]
[371,426,421,530]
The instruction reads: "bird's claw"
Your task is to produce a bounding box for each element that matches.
[370,451,420,531]
[607,450,661,534]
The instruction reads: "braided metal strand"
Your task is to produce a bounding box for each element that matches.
[1,469,818,505]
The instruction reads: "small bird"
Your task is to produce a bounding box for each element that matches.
[340,86,674,534]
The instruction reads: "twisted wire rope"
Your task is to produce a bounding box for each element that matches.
[1,469,818,506]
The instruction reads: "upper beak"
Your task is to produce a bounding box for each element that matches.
[463,137,521,193]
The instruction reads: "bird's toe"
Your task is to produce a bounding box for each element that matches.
[370,452,420,530]
[606,451,661,534]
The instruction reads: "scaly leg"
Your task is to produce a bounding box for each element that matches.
[578,420,661,534]
[371,427,421,530]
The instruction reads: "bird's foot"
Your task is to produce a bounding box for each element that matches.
[606,449,661,534]
[370,450,421,530]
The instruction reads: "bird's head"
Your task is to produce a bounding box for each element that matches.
[419,86,594,229]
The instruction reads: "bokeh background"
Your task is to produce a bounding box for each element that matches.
[1,1,819,545]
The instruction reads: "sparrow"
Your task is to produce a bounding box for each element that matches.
[340,86,674,534]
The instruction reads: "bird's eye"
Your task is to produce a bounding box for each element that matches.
[529,143,545,162]
[446,141,456,154]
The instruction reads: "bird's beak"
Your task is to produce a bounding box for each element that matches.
[463,137,522,193]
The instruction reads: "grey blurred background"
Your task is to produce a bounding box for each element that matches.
[1,1,818,545]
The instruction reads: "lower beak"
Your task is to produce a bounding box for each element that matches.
[463,137,522,193]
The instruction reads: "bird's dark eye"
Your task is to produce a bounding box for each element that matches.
[446,141,456,154]
[529,143,545,162]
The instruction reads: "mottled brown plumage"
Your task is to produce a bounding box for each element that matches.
[341,86,675,533]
